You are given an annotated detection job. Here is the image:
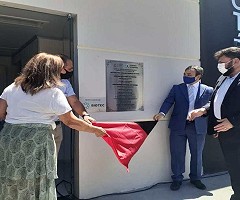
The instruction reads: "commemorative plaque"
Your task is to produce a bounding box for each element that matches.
[106,60,143,112]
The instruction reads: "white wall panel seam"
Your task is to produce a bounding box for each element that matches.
[77,46,199,61]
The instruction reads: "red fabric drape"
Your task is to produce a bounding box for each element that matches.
[93,121,148,171]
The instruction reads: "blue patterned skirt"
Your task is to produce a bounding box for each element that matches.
[0,123,57,200]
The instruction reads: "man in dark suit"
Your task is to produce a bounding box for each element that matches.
[189,47,240,200]
[153,65,213,191]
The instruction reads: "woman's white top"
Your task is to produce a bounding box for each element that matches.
[0,83,72,129]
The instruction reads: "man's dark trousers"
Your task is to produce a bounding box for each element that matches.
[170,122,206,182]
[218,130,240,199]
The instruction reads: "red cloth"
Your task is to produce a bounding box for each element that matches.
[92,121,148,171]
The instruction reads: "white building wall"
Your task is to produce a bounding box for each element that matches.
[0,0,200,199]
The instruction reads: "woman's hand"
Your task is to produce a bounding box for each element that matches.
[94,127,106,137]
[83,115,96,124]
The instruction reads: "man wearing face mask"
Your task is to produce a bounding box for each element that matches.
[188,47,240,200]
[53,54,95,154]
[153,65,213,191]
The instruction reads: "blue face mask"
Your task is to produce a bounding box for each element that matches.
[183,76,195,84]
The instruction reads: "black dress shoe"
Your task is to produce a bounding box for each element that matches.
[170,181,182,191]
[190,180,206,190]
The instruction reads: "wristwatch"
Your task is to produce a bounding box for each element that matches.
[82,114,90,118]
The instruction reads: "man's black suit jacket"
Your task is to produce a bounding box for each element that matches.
[207,73,240,135]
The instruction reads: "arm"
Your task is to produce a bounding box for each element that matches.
[0,99,7,120]
[187,107,207,121]
[153,86,175,121]
[59,111,106,137]
[188,87,212,121]
[67,95,95,124]
[159,86,176,114]
[62,79,95,123]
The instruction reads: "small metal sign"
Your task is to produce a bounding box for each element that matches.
[106,60,144,112]
[80,97,106,112]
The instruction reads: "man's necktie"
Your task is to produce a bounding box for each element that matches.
[188,85,195,112]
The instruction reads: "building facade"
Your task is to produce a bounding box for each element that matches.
[0,0,200,198]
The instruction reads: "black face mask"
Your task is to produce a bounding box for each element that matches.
[223,61,234,76]
[61,71,73,79]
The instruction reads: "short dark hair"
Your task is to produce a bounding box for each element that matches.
[185,65,204,77]
[59,54,71,65]
[214,47,240,60]
[15,52,63,95]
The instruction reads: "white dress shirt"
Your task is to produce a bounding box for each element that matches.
[187,81,199,114]
[214,73,239,119]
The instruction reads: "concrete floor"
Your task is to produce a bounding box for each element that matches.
[88,172,233,200]
[57,172,233,200]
